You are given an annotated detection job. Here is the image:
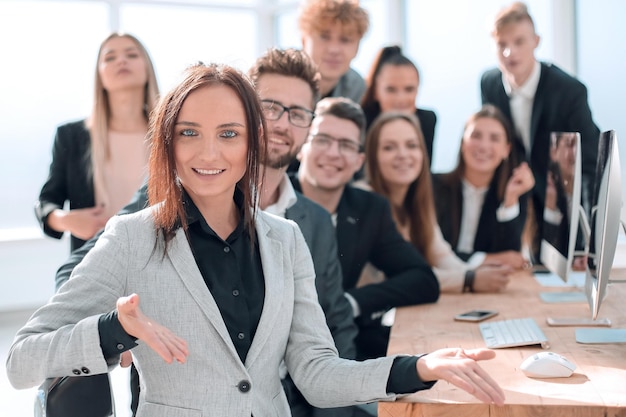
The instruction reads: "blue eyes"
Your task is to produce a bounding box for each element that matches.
[220,130,237,138]
[180,129,197,137]
[177,129,238,139]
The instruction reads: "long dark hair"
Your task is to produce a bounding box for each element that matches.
[444,104,518,200]
[365,112,437,265]
[438,104,519,242]
[361,45,419,121]
[147,63,266,251]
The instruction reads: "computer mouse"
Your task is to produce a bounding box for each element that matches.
[520,351,576,378]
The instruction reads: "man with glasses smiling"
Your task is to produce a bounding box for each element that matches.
[291,97,439,365]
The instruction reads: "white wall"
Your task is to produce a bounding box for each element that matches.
[1,0,624,313]
[576,0,626,223]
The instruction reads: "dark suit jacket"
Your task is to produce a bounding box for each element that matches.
[481,62,599,250]
[35,120,94,252]
[291,178,439,319]
[432,173,527,261]
[363,105,438,167]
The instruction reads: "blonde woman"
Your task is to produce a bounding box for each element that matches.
[35,32,159,254]
[361,111,513,293]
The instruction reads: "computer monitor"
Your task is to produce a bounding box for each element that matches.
[539,132,584,283]
[584,130,622,320]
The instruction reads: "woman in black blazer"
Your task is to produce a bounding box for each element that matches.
[35,33,159,254]
[432,105,534,269]
[361,45,437,166]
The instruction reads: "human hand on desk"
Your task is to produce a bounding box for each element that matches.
[473,264,513,292]
[117,293,189,365]
[416,348,505,406]
[483,250,527,270]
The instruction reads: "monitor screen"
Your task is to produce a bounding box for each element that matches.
[585,130,622,319]
[540,132,583,283]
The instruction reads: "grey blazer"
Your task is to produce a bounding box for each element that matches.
[7,208,400,417]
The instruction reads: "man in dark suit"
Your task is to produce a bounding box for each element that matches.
[291,96,439,364]
[480,1,600,258]
[56,48,358,417]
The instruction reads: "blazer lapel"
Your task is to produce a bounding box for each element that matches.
[245,215,285,368]
[335,193,360,287]
[167,230,240,359]
[530,63,547,155]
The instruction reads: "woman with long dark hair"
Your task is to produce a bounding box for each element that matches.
[432,105,534,269]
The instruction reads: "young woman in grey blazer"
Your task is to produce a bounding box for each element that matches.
[8,63,505,416]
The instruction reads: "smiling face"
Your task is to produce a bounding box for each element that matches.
[174,85,248,207]
[493,19,539,86]
[376,118,424,189]
[375,64,419,114]
[255,73,314,169]
[461,116,511,176]
[302,20,360,85]
[298,113,364,192]
[98,35,148,93]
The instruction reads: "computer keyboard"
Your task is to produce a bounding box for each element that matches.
[479,318,549,349]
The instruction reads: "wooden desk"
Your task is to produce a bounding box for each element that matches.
[380,270,626,417]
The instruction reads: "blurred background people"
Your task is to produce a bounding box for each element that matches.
[432,105,534,270]
[299,0,370,102]
[292,97,440,361]
[480,1,599,259]
[361,112,512,294]
[34,32,159,254]
[361,46,437,167]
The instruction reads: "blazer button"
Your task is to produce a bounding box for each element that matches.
[81,367,91,374]
[237,380,251,393]
[72,369,81,375]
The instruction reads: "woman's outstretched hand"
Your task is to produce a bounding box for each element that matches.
[116,294,189,364]
[416,348,505,406]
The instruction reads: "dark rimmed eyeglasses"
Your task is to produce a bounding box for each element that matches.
[260,100,315,128]
[308,133,363,156]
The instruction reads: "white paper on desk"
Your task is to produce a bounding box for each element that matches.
[534,271,586,287]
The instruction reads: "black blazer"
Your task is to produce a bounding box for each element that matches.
[291,177,439,320]
[432,173,527,261]
[481,62,599,237]
[363,104,438,166]
[35,120,94,252]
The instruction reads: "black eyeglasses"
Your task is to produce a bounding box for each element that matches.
[308,133,363,156]
[260,100,315,128]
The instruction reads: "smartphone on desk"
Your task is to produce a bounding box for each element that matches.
[454,309,498,322]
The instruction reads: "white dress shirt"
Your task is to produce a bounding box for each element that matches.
[457,180,489,255]
[263,173,298,218]
[502,60,541,157]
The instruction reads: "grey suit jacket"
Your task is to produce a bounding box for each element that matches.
[8,208,399,417]
[286,194,357,360]
[56,184,357,360]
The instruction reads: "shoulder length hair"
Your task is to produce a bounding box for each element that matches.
[147,63,266,248]
[365,111,437,265]
[86,32,159,199]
